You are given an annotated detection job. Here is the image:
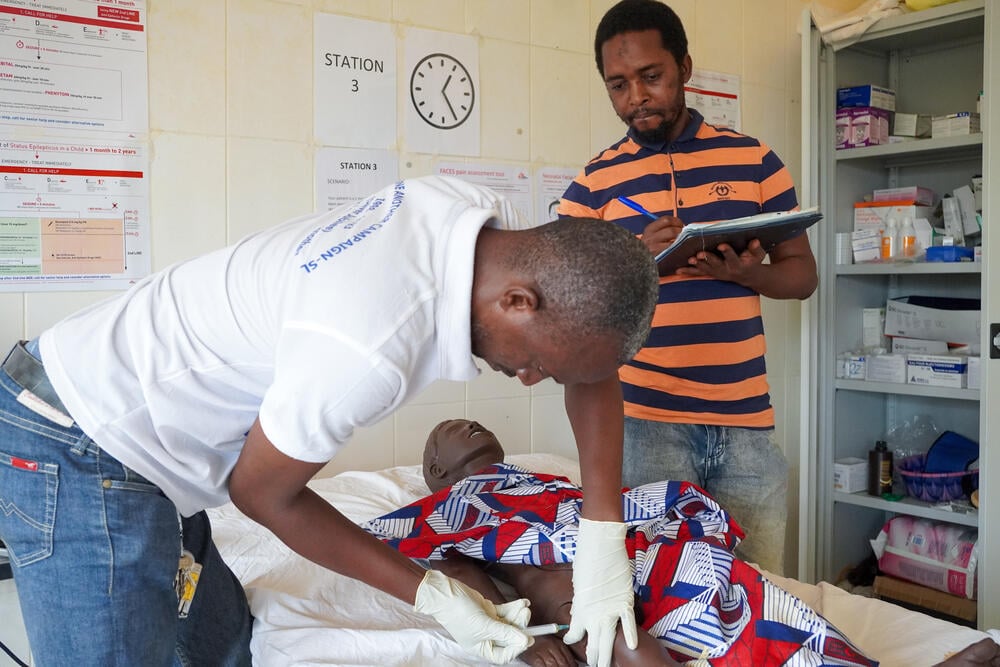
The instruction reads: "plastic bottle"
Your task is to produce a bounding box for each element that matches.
[900,216,917,257]
[881,217,899,259]
[868,440,893,496]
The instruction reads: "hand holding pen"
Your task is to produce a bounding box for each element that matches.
[616,196,684,266]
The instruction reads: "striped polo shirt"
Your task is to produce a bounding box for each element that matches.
[558,109,797,428]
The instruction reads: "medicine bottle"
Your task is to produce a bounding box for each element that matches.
[901,217,917,257]
[881,217,898,259]
[868,440,893,496]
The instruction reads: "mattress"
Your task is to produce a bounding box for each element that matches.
[207,454,997,666]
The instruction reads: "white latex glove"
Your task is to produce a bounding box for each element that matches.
[414,568,532,664]
[563,517,638,667]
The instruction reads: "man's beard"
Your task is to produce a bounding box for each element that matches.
[632,120,670,144]
[628,101,687,144]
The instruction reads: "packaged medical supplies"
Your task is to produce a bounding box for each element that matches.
[871,516,978,600]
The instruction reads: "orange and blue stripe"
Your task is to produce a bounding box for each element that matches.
[559,110,797,428]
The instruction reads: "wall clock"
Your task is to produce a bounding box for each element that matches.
[409,53,475,130]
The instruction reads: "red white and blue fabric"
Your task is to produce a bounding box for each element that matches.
[364,463,876,666]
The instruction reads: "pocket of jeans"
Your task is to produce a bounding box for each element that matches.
[101,460,164,495]
[0,449,58,567]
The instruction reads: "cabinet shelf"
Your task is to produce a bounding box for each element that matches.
[836,262,981,276]
[833,491,978,527]
[835,379,979,401]
[835,134,982,164]
[851,0,983,52]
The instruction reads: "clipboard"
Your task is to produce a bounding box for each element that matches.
[654,207,822,274]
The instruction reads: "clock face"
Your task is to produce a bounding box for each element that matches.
[410,53,475,130]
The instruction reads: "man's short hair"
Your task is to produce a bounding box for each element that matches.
[511,218,657,365]
[594,0,688,75]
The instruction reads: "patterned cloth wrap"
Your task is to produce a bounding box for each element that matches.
[363,463,876,666]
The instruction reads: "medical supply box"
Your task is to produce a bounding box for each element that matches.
[932,112,980,138]
[872,186,935,206]
[906,354,967,388]
[836,107,890,148]
[866,354,907,384]
[837,84,896,111]
[853,202,937,233]
[834,458,868,494]
[892,112,931,137]
[884,296,981,345]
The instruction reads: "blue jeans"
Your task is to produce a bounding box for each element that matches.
[0,340,252,666]
[622,418,788,575]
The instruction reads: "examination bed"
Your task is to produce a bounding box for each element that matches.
[207,453,997,666]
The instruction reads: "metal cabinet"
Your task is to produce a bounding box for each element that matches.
[798,0,998,629]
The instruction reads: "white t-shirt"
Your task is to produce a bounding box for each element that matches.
[40,176,528,516]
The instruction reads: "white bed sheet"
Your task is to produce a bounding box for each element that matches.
[208,454,996,666]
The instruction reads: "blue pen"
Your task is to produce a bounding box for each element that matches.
[616,195,659,220]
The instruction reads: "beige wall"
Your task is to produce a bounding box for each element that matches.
[0,0,826,572]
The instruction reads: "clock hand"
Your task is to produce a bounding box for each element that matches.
[441,74,457,120]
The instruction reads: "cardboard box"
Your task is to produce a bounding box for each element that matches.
[835,112,852,150]
[836,107,890,148]
[873,186,935,206]
[836,353,867,379]
[932,112,980,137]
[862,307,887,349]
[968,356,981,390]
[892,112,932,137]
[853,202,938,234]
[866,353,907,383]
[851,228,881,263]
[837,84,896,111]
[834,458,868,493]
[884,296,981,344]
[953,185,981,236]
[907,354,967,388]
[890,337,948,355]
[874,576,977,622]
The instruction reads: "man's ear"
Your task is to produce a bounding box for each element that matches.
[681,53,693,84]
[498,284,540,315]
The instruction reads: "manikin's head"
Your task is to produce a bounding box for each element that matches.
[422,419,505,493]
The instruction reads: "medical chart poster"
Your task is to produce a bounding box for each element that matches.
[0,0,148,135]
[0,136,150,291]
[685,68,741,132]
[405,29,479,157]
[315,147,398,212]
[314,14,395,149]
[437,162,531,223]
[534,167,577,225]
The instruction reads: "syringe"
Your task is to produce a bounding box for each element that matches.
[524,623,570,637]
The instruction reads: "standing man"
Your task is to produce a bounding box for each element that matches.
[559,0,817,575]
[0,175,656,667]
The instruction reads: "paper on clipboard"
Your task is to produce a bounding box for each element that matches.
[655,208,822,274]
